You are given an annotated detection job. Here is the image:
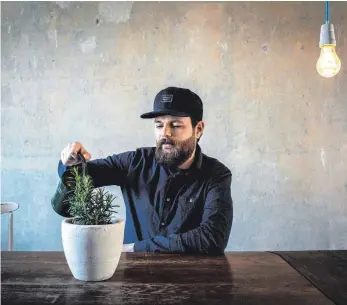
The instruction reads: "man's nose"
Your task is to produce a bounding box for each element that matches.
[162,125,172,137]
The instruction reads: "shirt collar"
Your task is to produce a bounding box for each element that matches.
[194,144,203,170]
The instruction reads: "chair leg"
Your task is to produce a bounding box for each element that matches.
[8,212,13,251]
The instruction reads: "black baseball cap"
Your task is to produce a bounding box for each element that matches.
[140,87,203,121]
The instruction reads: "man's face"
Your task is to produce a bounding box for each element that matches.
[154,115,201,168]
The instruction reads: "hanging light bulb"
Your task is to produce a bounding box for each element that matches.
[316,1,341,78]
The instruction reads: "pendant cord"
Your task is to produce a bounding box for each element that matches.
[325,1,330,24]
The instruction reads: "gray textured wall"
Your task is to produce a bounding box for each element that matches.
[1,1,347,251]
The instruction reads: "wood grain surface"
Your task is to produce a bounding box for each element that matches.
[273,251,347,305]
[1,251,335,305]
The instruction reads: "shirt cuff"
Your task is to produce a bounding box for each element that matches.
[58,160,69,179]
[134,240,148,252]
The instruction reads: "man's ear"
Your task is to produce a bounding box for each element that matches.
[196,121,205,139]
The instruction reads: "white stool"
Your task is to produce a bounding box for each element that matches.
[1,202,19,251]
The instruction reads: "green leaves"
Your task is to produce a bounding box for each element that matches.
[67,167,119,225]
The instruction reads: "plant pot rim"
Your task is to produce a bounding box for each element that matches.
[62,217,124,227]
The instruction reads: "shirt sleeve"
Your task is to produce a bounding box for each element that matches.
[58,151,135,187]
[134,169,233,254]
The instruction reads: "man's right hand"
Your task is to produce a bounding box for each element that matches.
[61,142,92,166]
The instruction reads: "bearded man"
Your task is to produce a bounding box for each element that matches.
[55,87,233,254]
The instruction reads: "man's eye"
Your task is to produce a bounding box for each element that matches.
[173,125,183,128]
[155,125,163,129]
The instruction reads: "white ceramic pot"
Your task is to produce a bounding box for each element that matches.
[62,218,125,281]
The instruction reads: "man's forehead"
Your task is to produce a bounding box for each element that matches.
[154,115,189,123]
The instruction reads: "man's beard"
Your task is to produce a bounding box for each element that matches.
[155,135,196,168]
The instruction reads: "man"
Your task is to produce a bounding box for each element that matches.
[55,87,233,254]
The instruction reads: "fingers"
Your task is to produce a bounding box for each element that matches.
[70,142,81,156]
[79,144,91,161]
[60,142,91,166]
[83,152,92,162]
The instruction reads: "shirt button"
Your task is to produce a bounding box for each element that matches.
[166,198,171,202]
[161,222,165,226]
[189,198,193,202]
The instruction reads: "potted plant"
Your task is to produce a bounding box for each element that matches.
[61,165,124,282]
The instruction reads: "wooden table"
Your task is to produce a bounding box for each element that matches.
[1,251,345,305]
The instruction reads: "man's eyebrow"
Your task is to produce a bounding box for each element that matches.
[154,119,185,124]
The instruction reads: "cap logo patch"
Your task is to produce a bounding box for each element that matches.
[160,94,173,103]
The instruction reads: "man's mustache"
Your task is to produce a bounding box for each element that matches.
[158,138,176,146]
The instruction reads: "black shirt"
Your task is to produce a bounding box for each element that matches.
[58,145,233,254]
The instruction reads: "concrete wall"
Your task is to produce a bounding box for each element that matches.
[1,1,347,251]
